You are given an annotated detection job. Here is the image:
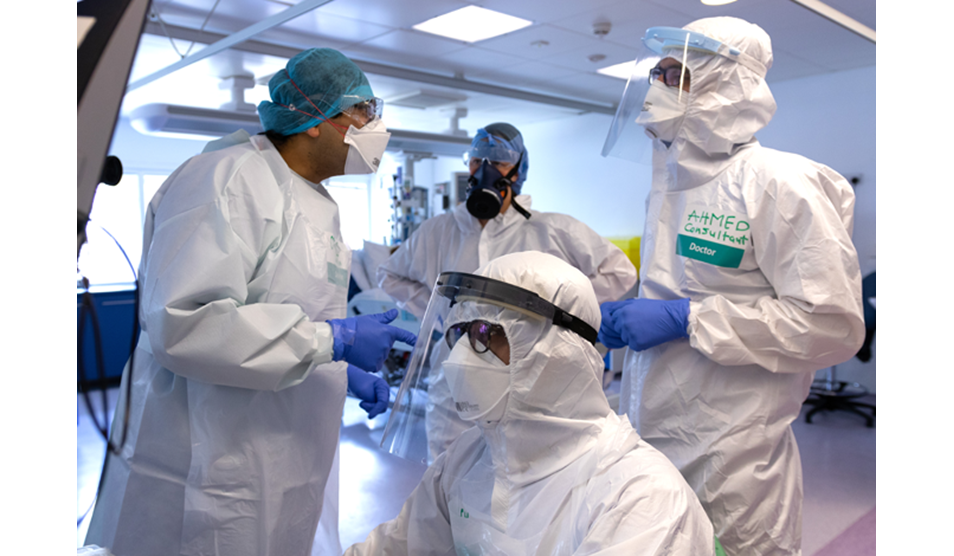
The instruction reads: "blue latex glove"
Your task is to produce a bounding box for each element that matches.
[608,297,691,352]
[328,309,418,373]
[347,364,390,419]
[598,300,630,349]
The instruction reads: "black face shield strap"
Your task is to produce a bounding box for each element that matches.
[435,272,598,345]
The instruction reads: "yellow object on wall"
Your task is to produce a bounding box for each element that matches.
[607,236,641,274]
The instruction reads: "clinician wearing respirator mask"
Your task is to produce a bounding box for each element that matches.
[85,48,416,556]
[377,123,638,462]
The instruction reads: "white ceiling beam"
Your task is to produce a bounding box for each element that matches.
[789,0,876,43]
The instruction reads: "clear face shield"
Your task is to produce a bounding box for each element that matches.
[380,271,598,464]
[601,27,725,164]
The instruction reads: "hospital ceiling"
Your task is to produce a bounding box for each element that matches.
[122,0,876,138]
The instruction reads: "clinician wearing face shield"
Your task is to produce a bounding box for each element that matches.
[350,251,715,556]
[600,17,865,556]
[85,48,415,556]
[377,123,637,461]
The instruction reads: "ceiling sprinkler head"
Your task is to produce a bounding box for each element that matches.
[592,20,611,37]
[588,54,607,63]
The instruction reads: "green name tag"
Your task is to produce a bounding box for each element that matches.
[677,234,745,268]
[327,262,349,288]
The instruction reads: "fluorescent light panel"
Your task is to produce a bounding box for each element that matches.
[412,6,532,43]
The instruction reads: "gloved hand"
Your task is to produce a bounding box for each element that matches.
[607,297,691,352]
[598,300,630,349]
[347,364,391,419]
[328,309,417,373]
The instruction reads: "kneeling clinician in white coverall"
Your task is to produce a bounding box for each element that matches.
[377,123,637,462]
[599,17,865,556]
[85,48,416,556]
[347,251,715,555]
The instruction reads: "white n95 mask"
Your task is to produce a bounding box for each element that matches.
[343,118,391,174]
[635,79,688,143]
[442,340,511,423]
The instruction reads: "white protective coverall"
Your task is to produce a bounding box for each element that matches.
[620,17,866,556]
[378,197,637,459]
[85,133,351,556]
[348,251,714,556]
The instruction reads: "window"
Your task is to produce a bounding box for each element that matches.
[324,177,372,251]
[77,172,169,288]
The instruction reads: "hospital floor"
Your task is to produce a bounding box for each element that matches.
[77,387,876,555]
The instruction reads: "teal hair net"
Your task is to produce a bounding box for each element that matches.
[258,48,374,136]
[467,123,530,194]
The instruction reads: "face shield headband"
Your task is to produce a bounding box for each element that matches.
[434,272,596,344]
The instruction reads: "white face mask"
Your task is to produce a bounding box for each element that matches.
[635,79,689,143]
[343,117,391,174]
[442,340,510,423]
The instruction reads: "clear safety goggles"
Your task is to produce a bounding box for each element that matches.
[339,96,384,123]
[463,144,521,168]
[379,271,597,463]
[464,156,517,174]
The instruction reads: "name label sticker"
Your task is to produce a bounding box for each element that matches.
[676,207,751,268]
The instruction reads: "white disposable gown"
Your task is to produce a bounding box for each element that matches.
[85,134,352,556]
[619,17,866,556]
[347,251,714,556]
[378,197,637,459]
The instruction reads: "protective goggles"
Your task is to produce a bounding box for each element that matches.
[445,319,507,354]
[340,95,384,123]
[648,60,690,89]
[464,141,522,168]
[465,156,517,173]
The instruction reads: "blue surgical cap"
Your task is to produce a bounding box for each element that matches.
[468,122,530,194]
[258,48,374,136]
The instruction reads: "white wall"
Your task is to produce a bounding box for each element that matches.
[518,65,877,393]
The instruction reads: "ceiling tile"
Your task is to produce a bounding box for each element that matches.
[477,0,622,25]
[476,24,605,60]
[431,45,529,77]
[315,0,473,29]
[355,29,469,57]
[549,1,691,50]
[539,41,643,73]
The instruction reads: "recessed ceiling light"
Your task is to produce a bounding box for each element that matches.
[701,0,738,5]
[412,6,533,43]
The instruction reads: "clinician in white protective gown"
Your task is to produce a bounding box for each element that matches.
[598,17,865,556]
[378,123,637,460]
[348,251,714,556]
[85,48,415,556]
